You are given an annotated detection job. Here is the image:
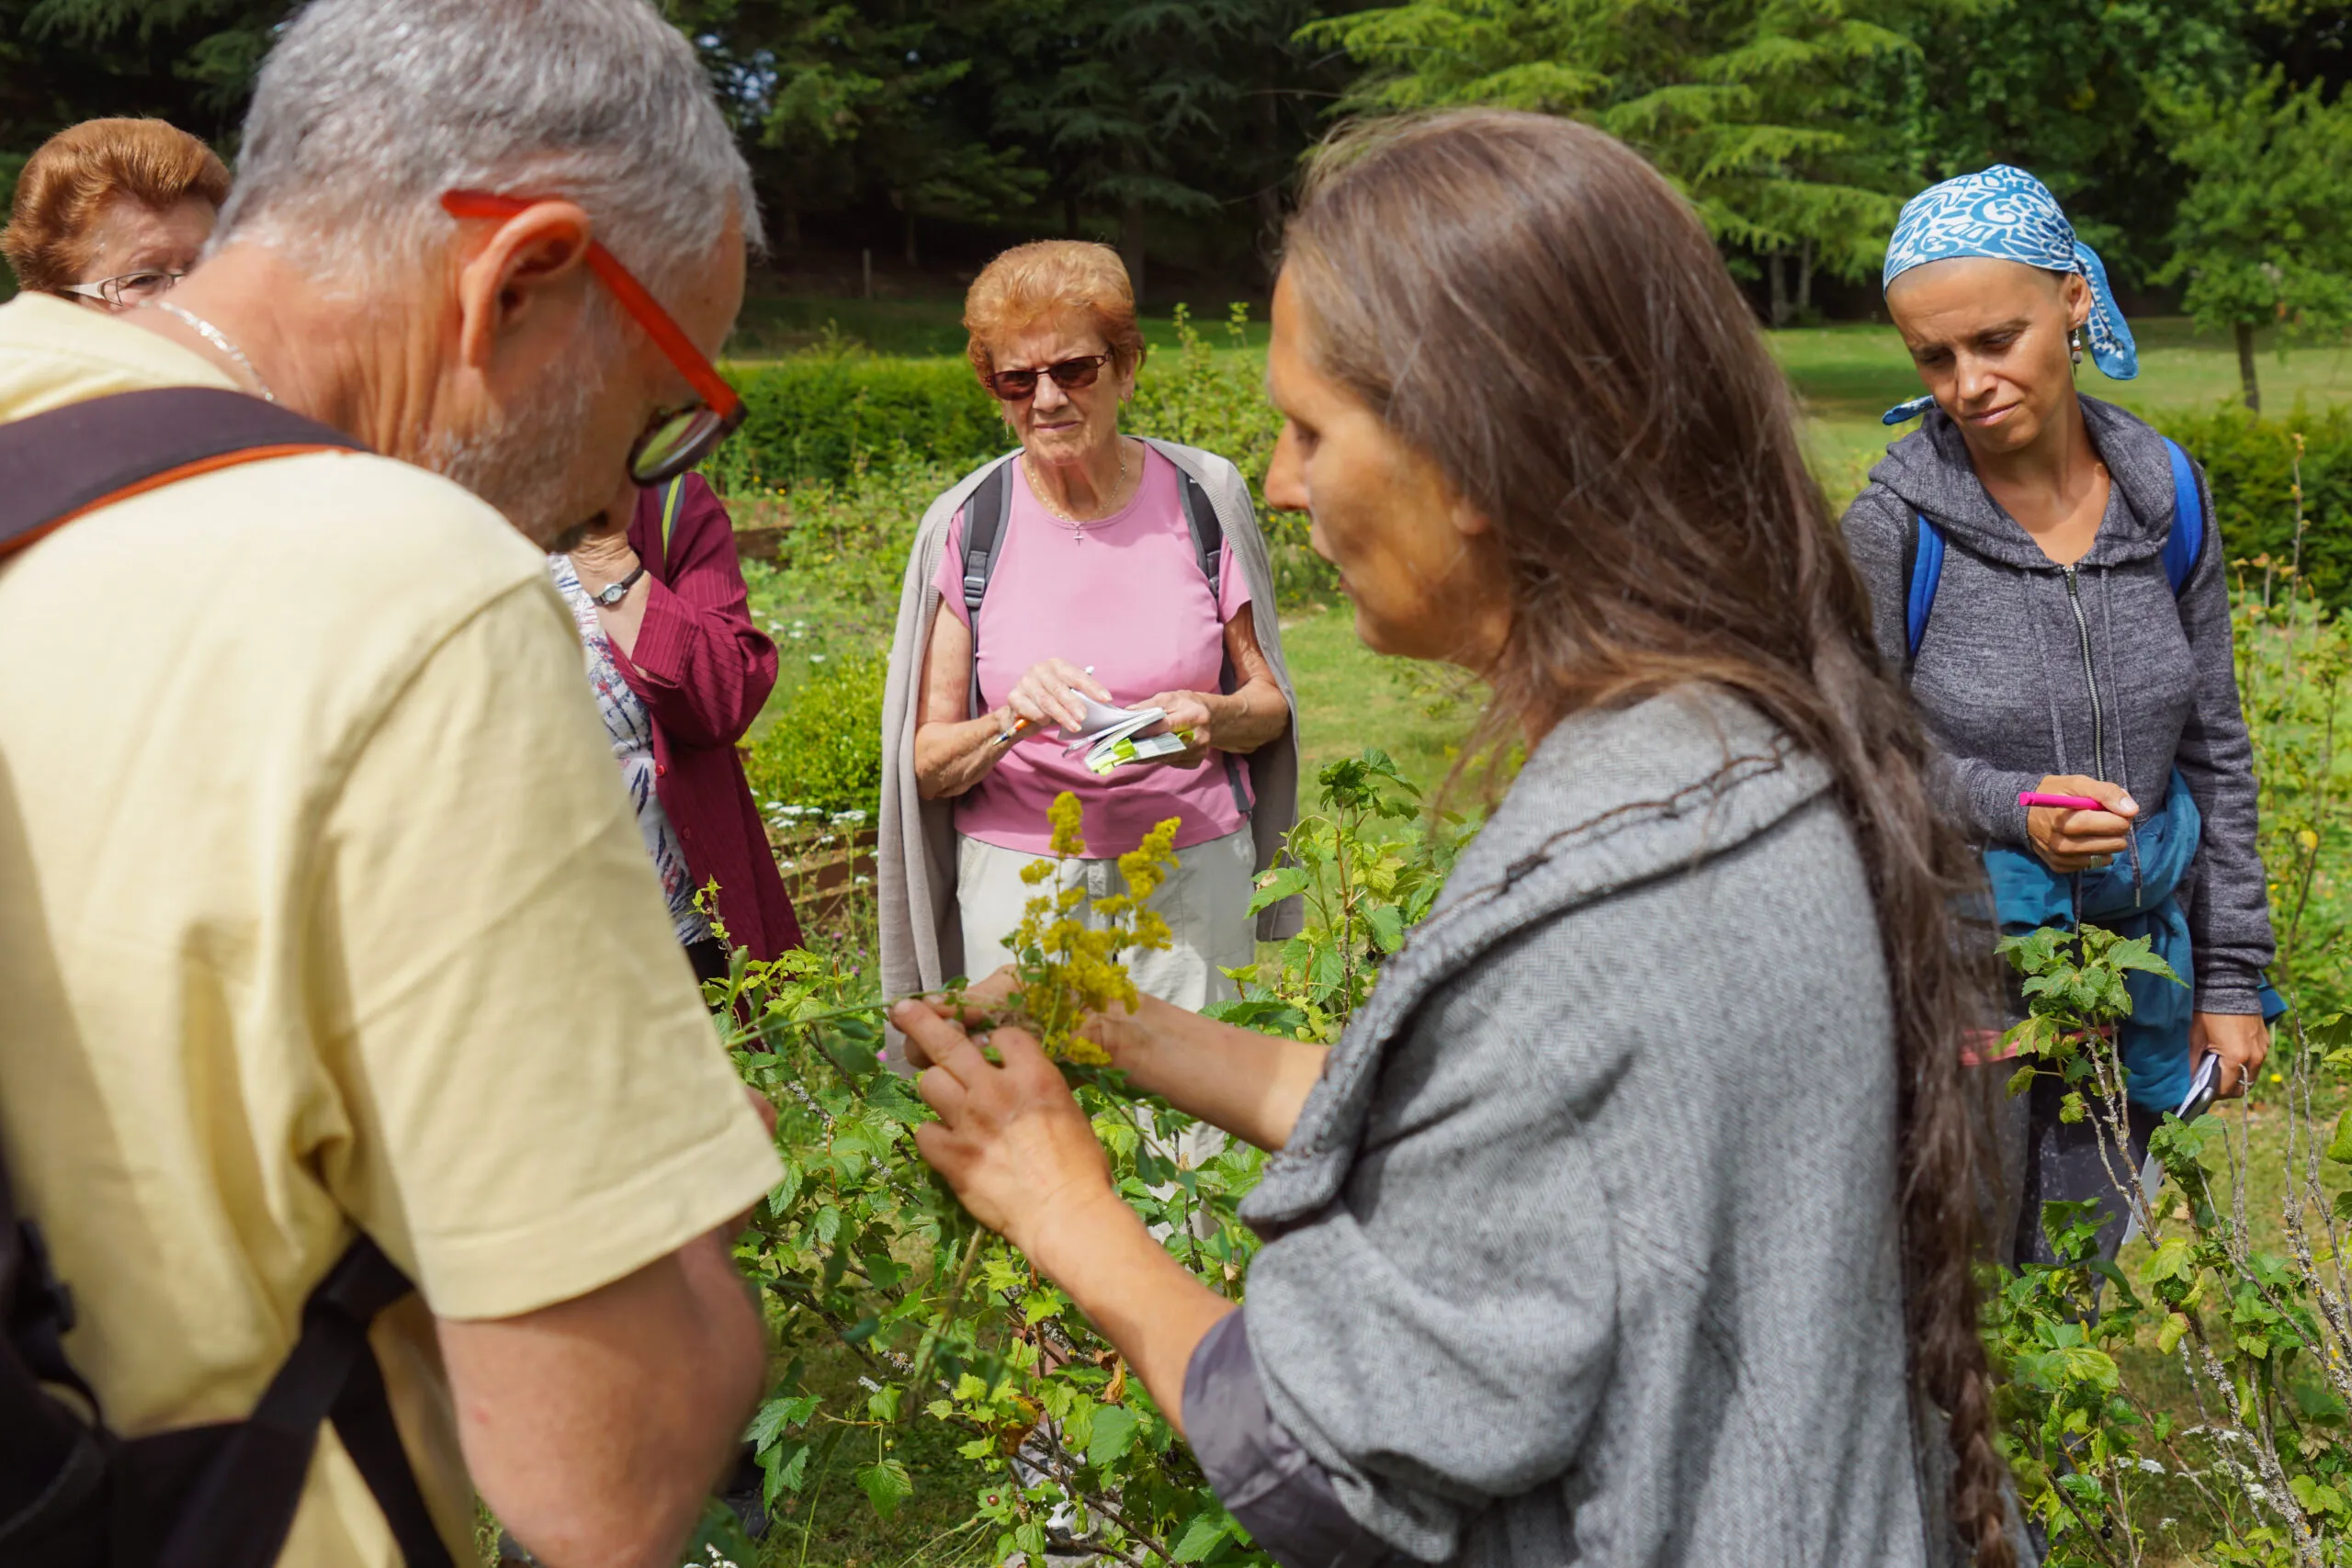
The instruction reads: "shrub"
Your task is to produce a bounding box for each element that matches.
[2155,403,2352,612]
[742,649,886,819]
[714,350,1001,490]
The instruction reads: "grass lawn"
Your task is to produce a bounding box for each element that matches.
[1277,601,1484,796]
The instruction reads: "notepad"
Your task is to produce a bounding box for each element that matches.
[1059,695,1193,775]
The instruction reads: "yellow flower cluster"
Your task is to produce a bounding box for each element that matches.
[1007,793,1180,1065]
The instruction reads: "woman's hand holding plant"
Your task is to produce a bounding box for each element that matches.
[2027,773,2138,872]
[895,1000,1118,1253]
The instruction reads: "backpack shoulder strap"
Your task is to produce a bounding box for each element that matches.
[658,475,688,574]
[1903,512,1946,667]
[2161,437,2203,596]
[1175,467,1224,592]
[960,456,1017,718]
[153,1235,450,1568]
[0,388,368,561]
[1170,457,1253,816]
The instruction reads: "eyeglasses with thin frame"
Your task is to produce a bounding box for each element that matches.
[983,353,1110,402]
[438,190,744,485]
[59,269,187,310]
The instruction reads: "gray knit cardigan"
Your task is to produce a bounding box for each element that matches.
[1233,689,1958,1566]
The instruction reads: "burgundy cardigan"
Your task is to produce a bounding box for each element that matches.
[616,473,803,960]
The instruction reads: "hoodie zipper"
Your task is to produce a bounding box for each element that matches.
[2062,566,2106,779]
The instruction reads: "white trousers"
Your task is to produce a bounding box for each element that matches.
[954,823,1258,1010]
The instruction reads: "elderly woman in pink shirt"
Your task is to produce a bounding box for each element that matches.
[877,242,1301,1010]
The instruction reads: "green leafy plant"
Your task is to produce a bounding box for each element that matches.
[692,804,1272,1568]
[1210,748,1463,1043]
[1986,922,2352,1565]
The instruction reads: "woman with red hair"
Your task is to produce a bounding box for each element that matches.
[878,241,1301,1013]
[3,118,229,310]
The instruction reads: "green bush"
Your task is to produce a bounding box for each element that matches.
[713,351,1002,490]
[2154,402,2352,611]
[742,649,887,818]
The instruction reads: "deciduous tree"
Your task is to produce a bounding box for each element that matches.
[2157,70,2352,411]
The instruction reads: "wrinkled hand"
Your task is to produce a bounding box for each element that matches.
[2027,773,2139,873]
[1136,690,1214,768]
[894,999,1113,1251]
[565,479,641,586]
[2192,1011,2270,1100]
[1008,659,1110,733]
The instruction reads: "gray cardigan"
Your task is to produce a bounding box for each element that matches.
[1212,689,1951,1567]
[1840,398,2274,1013]
[876,439,1302,1007]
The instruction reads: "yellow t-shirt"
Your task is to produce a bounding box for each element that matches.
[0,294,783,1564]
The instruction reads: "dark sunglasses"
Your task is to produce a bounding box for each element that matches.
[439,190,745,484]
[983,354,1110,401]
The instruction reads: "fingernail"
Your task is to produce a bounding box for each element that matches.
[2120,795,2137,813]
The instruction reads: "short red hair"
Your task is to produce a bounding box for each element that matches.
[963,241,1147,386]
[3,118,231,297]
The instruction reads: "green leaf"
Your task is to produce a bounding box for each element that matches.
[1365,903,1407,953]
[855,1458,913,1518]
[2143,1237,2198,1286]
[1171,1510,1237,1562]
[2324,1108,2352,1165]
[746,1392,820,1446]
[1086,1404,1142,1469]
[2290,1474,2348,1520]
[758,1438,811,1504]
[2158,1311,2190,1355]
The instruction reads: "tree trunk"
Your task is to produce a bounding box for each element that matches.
[1255,89,1283,242]
[1768,250,1790,328]
[2235,321,2261,412]
[900,198,917,269]
[1120,201,1148,305]
[779,204,801,260]
[1797,240,1815,318]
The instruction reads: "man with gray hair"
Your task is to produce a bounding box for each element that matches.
[0,3,779,1565]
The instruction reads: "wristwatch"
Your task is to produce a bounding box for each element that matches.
[591,564,646,607]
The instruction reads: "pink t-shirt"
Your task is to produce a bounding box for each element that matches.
[933,448,1253,856]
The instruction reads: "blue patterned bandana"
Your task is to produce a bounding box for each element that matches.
[1878,164,2137,425]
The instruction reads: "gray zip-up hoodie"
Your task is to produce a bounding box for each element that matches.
[1840,396,2274,1013]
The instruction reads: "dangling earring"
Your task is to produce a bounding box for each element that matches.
[2070,328,2084,367]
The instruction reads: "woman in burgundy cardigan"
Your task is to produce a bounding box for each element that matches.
[550,472,803,975]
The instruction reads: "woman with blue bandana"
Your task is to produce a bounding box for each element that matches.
[1841,165,2279,1269]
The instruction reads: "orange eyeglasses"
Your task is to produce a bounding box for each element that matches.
[439,190,745,484]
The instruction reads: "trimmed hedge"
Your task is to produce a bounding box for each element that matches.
[742,650,887,818]
[712,354,1002,490]
[2154,404,2352,612]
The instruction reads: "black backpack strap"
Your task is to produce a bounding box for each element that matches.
[961,457,1016,718]
[154,1236,452,1568]
[1172,464,1253,818]
[0,386,368,560]
[0,1149,112,1554]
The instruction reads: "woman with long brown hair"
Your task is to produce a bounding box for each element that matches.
[892,110,2018,1566]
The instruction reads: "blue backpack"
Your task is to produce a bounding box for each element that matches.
[1903,437,2204,660]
